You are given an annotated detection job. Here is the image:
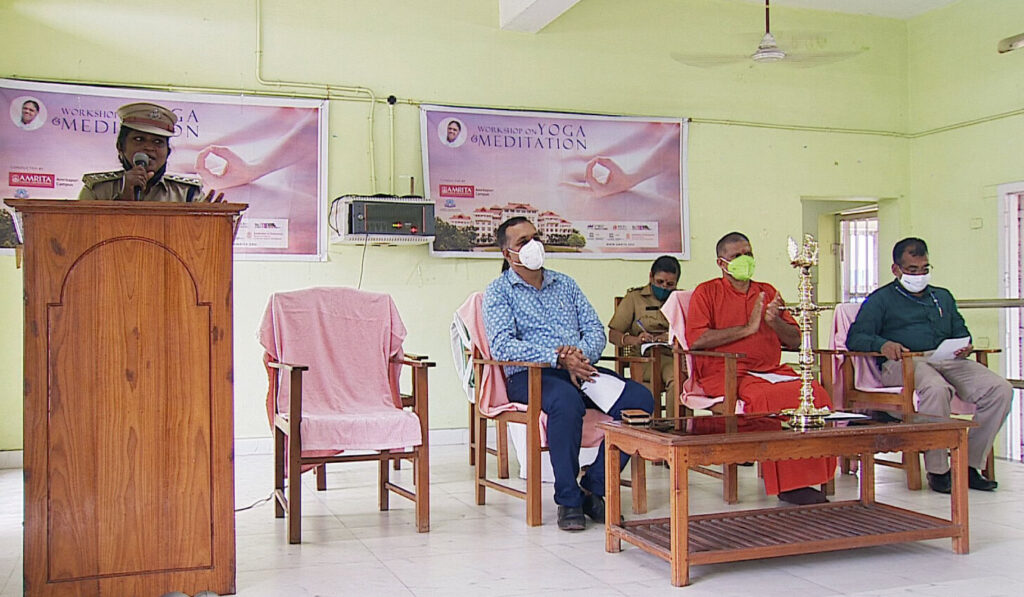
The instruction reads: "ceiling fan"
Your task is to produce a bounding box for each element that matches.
[998,32,1024,53]
[671,0,863,68]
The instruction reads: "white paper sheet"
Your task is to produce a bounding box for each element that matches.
[580,372,626,413]
[640,342,671,355]
[928,337,971,363]
[748,371,800,384]
[823,412,871,420]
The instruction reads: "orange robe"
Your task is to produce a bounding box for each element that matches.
[686,277,836,495]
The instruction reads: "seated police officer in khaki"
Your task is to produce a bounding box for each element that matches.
[78,102,223,203]
[608,255,681,409]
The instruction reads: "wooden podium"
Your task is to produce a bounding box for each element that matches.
[5,199,246,597]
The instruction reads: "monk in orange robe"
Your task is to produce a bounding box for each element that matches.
[685,231,836,505]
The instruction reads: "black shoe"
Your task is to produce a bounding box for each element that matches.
[778,487,829,505]
[582,492,606,524]
[868,410,902,424]
[968,467,998,491]
[927,471,952,494]
[557,506,586,531]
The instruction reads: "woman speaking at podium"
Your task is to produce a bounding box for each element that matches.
[78,101,223,203]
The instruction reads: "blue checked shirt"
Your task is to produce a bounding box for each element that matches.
[483,268,606,377]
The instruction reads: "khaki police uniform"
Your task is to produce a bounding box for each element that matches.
[78,171,204,202]
[608,284,679,413]
[77,101,209,203]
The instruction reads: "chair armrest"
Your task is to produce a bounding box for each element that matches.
[403,352,429,361]
[675,347,747,359]
[267,360,309,372]
[601,355,653,365]
[393,356,436,368]
[825,349,925,358]
[971,348,1001,354]
[472,357,550,368]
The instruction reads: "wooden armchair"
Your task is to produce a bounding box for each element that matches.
[822,302,999,490]
[457,292,647,526]
[662,290,743,503]
[611,296,673,419]
[472,354,648,525]
[260,287,433,544]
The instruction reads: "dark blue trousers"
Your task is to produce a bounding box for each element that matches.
[506,366,654,507]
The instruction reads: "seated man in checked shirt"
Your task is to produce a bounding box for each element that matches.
[483,216,654,532]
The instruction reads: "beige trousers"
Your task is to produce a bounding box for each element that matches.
[881,357,1013,474]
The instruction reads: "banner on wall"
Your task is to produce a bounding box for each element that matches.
[420,105,689,259]
[0,79,328,261]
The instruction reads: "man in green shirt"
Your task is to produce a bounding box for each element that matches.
[847,237,1012,494]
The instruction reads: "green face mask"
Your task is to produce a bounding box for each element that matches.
[724,254,756,281]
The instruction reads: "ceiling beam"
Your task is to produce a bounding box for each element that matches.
[499,0,581,33]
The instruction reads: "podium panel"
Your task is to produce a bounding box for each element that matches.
[5,199,245,597]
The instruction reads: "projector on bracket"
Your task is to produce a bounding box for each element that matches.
[330,194,435,245]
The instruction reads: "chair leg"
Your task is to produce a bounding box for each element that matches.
[287,444,302,544]
[475,412,488,505]
[315,463,327,491]
[468,401,476,465]
[630,456,647,514]
[526,420,542,527]
[497,420,510,479]
[723,463,738,504]
[273,426,285,519]
[904,450,923,490]
[379,450,391,511]
[415,444,430,533]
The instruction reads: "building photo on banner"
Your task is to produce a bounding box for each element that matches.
[0,79,328,261]
[421,105,689,260]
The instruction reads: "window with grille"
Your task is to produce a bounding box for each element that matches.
[838,211,879,303]
[1000,187,1024,462]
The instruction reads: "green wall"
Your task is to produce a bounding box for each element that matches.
[0,0,1020,449]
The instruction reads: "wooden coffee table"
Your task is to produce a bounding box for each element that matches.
[599,414,974,587]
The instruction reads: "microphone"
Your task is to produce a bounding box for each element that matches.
[131,152,150,201]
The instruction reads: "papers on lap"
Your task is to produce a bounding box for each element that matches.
[748,371,800,384]
[580,372,625,413]
[928,337,970,363]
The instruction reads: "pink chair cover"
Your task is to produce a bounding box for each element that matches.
[456,292,606,448]
[831,302,973,414]
[661,290,744,413]
[259,287,422,452]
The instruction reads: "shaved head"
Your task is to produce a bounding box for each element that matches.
[716,231,750,257]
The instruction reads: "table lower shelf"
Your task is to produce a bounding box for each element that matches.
[615,501,961,566]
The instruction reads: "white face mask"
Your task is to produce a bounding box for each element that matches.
[900,272,930,293]
[511,239,545,271]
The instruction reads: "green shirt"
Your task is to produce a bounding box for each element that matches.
[846,280,970,353]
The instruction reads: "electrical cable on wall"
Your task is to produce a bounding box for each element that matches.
[357,233,369,289]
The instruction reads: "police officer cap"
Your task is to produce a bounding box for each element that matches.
[117,102,176,137]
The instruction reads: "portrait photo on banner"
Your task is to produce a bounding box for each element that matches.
[0,79,328,261]
[420,105,689,260]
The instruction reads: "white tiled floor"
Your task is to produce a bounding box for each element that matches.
[2,446,1023,596]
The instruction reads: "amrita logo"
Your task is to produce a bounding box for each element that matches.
[439,184,474,198]
[9,172,55,188]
